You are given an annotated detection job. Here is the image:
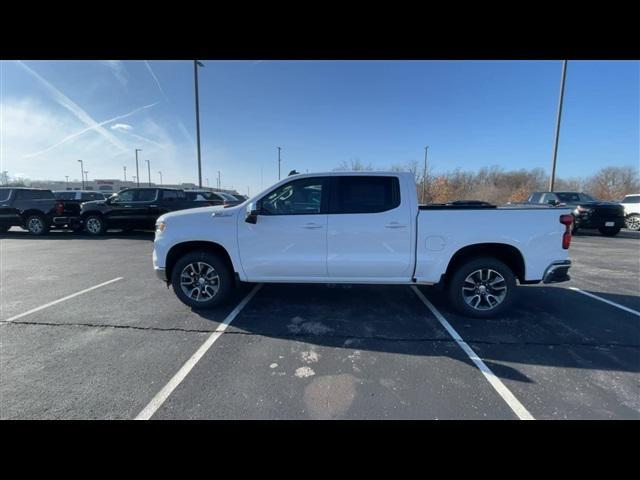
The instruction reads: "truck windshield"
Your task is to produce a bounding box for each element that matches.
[556,192,595,203]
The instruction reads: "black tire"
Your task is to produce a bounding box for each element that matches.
[0,224,9,234]
[84,215,106,235]
[448,257,516,319]
[599,226,621,237]
[625,214,640,231]
[171,250,233,309]
[25,214,49,236]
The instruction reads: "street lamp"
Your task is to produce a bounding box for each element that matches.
[194,60,205,188]
[65,176,69,189]
[77,160,84,189]
[135,148,142,187]
[145,159,151,187]
[217,171,221,190]
[549,60,568,192]
[123,166,127,182]
[84,171,89,184]
[421,146,429,204]
[158,171,163,185]
[277,146,282,180]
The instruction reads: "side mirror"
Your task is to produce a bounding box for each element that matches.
[245,202,259,224]
[106,196,114,205]
[547,199,559,206]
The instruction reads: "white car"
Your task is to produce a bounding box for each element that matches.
[153,172,573,318]
[619,194,640,231]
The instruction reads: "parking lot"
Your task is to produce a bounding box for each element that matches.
[1,227,639,419]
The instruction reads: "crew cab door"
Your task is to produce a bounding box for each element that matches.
[133,189,161,227]
[327,176,413,279]
[237,177,329,279]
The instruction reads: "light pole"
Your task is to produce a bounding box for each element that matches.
[277,146,282,180]
[421,146,428,204]
[206,178,210,188]
[549,60,568,192]
[158,171,162,185]
[84,171,89,184]
[145,160,151,187]
[133,176,137,185]
[123,166,127,182]
[77,160,84,189]
[217,171,221,190]
[135,148,142,187]
[194,60,204,188]
[65,176,69,189]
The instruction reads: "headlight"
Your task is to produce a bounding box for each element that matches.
[156,221,166,233]
[576,206,593,214]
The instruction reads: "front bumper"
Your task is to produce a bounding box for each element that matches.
[154,267,167,282]
[574,214,625,230]
[542,260,571,284]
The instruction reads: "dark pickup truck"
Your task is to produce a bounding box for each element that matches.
[80,187,209,235]
[0,187,81,235]
[527,191,625,236]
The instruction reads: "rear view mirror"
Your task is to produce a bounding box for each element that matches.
[245,202,258,224]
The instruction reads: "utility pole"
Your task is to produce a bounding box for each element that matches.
[277,146,282,180]
[549,60,568,192]
[135,148,142,187]
[194,60,204,188]
[145,160,151,187]
[77,160,84,189]
[158,171,162,185]
[421,146,428,204]
[123,166,127,182]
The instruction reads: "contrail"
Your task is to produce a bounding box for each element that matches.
[24,102,159,158]
[16,60,129,154]
[144,60,168,101]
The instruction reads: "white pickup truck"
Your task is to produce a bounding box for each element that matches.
[153,172,573,318]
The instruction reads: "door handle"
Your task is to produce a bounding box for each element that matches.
[385,222,406,228]
[303,222,323,229]
[149,205,158,208]
[124,205,132,208]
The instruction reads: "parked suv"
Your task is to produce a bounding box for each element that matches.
[527,191,625,236]
[80,187,204,235]
[619,194,640,231]
[0,187,80,235]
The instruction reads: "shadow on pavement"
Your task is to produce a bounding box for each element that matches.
[191,282,640,384]
[0,228,154,241]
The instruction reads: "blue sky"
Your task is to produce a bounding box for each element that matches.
[1,60,638,195]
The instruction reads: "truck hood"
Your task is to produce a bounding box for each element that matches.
[158,203,243,223]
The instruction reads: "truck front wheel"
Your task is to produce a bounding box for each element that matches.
[448,257,516,319]
[171,250,233,309]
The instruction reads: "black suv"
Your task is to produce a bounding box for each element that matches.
[80,187,205,235]
[0,187,81,235]
[527,191,625,236]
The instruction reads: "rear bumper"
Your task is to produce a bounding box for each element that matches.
[154,267,167,282]
[574,214,625,230]
[542,260,571,284]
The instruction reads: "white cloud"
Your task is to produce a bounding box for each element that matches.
[101,60,128,87]
[111,123,133,131]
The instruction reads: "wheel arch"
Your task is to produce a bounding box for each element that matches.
[165,241,236,284]
[443,243,526,284]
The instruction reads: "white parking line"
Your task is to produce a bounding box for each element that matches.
[135,283,263,420]
[3,277,124,323]
[569,287,640,317]
[411,286,535,420]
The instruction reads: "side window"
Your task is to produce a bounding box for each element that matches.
[260,178,325,215]
[162,190,178,201]
[0,189,12,202]
[542,193,557,204]
[115,190,135,202]
[529,193,542,203]
[332,176,400,214]
[135,189,158,202]
[15,190,34,200]
[624,196,640,204]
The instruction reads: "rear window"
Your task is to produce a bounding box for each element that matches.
[556,192,594,203]
[55,191,76,200]
[332,176,400,214]
[162,190,186,200]
[135,189,158,202]
[0,189,11,202]
[81,192,104,201]
[15,189,54,200]
[623,195,640,203]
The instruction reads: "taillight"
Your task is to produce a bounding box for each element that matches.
[560,214,573,249]
[55,201,64,215]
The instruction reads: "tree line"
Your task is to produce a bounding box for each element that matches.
[335,159,639,204]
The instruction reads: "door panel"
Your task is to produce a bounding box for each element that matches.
[327,176,413,278]
[237,177,328,279]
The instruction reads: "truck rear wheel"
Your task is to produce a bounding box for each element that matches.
[171,250,233,309]
[25,214,49,236]
[448,257,516,319]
